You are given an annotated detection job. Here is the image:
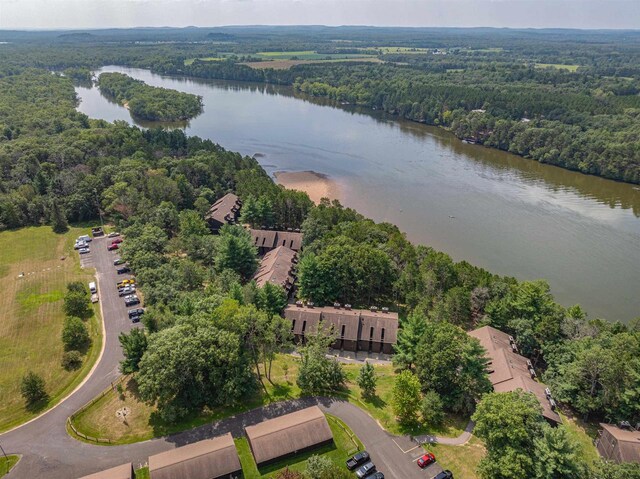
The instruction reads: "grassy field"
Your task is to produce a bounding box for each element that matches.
[184,56,227,65]
[0,456,19,478]
[0,226,102,432]
[241,58,382,70]
[425,436,486,479]
[71,355,467,444]
[535,63,580,71]
[560,412,599,468]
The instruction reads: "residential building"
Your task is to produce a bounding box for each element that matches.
[252,246,297,294]
[78,463,134,479]
[249,228,303,254]
[205,193,242,232]
[596,423,640,464]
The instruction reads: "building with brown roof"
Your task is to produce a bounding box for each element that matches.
[250,228,303,254]
[78,463,134,479]
[205,193,242,232]
[596,423,640,464]
[284,304,399,354]
[245,406,334,466]
[468,325,561,424]
[149,433,242,479]
[252,246,297,294]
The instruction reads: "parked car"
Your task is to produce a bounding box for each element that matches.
[90,293,99,303]
[116,266,131,275]
[433,471,454,479]
[124,295,140,307]
[417,453,436,468]
[368,473,384,479]
[119,286,136,297]
[107,243,119,251]
[128,308,145,319]
[74,241,88,250]
[347,451,370,470]
[355,462,376,479]
[88,281,97,294]
[117,279,135,288]
[91,227,104,237]
[77,234,92,243]
[78,247,90,254]
[107,232,120,238]
[113,258,125,265]
[111,237,124,245]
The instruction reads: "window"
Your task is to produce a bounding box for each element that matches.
[291,320,296,332]
[341,324,346,338]
[381,328,385,342]
[302,320,307,333]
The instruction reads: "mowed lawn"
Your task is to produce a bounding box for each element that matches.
[0,226,102,432]
[0,455,20,478]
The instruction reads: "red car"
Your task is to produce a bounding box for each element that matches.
[417,453,436,468]
[111,238,124,244]
[107,243,119,251]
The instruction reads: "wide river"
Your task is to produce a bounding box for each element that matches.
[76,66,640,322]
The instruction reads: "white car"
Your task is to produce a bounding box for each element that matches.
[74,241,88,250]
[77,235,92,243]
[78,247,90,254]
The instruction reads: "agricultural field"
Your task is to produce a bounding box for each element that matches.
[534,63,580,71]
[241,57,382,70]
[184,56,227,65]
[255,50,375,60]
[0,226,102,432]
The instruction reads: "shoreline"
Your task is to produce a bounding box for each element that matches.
[274,170,342,205]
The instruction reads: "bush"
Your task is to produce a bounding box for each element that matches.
[20,371,47,406]
[61,350,83,370]
[421,390,445,426]
[62,316,90,351]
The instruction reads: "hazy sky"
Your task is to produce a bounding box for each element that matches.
[1,0,639,30]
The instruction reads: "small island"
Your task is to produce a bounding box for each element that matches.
[97,72,203,122]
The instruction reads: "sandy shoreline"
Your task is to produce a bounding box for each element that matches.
[274,170,342,204]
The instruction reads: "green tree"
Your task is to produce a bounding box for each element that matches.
[393,312,426,370]
[50,197,68,234]
[421,390,445,426]
[392,370,422,426]
[215,224,258,280]
[305,455,351,479]
[119,329,148,374]
[61,350,83,370]
[179,209,210,237]
[593,461,640,479]
[356,362,377,398]
[61,316,90,351]
[533,426,589,479]
[63,284,92,319]
[20,371,47,406]
[297,327,345,394]
[256,282,288,316]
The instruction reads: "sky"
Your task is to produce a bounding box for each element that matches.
[1,0,639,30]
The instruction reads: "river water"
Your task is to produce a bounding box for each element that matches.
[75,66,640,322]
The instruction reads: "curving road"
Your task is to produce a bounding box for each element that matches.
[0,236,445,479]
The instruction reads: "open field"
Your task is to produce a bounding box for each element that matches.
[425,436,485,479]
[0,226,102,432]
[236,414,362,478]
[71,354,466,442]
[256,51,375,60]
[184,56,227,65]
[560,412,599,468]
[535,63,580,71]
[0,456,20,478]
[241,57,382,70]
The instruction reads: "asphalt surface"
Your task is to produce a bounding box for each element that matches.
[0,235,445,479]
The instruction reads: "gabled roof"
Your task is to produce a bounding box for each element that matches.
[599,424,640,463]
[252,246,297,289]
[205,193,241,225]
[250,229,303,251]
[245,406,333,465]
[78,463,133,479]
[149,433,241,479]
[360,311,399,344]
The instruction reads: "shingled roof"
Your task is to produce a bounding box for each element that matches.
[250,229,303,252]
[597,424,640,464]
[252,246,297,290]
[205,193,241,226]
[78,463,134,479]
[149,433,241,479]
[245,406,333,465]
[468,326,561,424]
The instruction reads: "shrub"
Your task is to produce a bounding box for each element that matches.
[421,390,445,426]
[61,350,83,370]
[20,371,47,406]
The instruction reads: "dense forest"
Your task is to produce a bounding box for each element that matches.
[97,72,203,121]
[0,28,639,478]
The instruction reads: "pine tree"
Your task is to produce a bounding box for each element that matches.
[393,312,427,370]
[50,197,68,234]
[357,361,377,398]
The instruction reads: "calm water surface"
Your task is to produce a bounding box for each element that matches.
[76,66,640,322]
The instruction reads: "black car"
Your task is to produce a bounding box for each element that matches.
[368,473,384,479]
[433,471,454,479]
[128,308,145,320]
[346,451,370,470]
[355,462,376,479]
[116,266,131,275]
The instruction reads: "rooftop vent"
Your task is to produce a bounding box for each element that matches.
[287,227,293,232]
[381,307,389,313]
[526,360,533,368]
[333,302,341,309]
[529,368,536,379]
[370,306,378,312]
[620,421,632,430]
[295,301,303,308]
[344,304,352,310]
[545,388,552,399]
[549,398,557,411]
[508,335,515,343]
[511,343,518,353]
[294,228,301,232]
[306,301,315,308]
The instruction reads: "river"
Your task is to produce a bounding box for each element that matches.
[75,66,640,322]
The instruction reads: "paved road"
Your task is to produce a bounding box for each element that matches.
[0,235,444,479]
